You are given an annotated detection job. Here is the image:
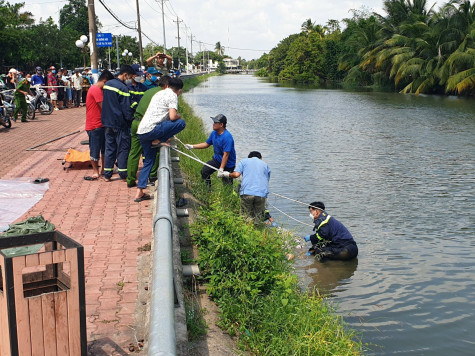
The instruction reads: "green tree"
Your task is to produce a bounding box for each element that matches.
[215,41,225,56]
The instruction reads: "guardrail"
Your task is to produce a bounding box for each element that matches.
[148,146,176,356]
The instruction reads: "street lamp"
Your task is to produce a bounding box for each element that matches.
[121,49,133,64]
[75,35,89,69]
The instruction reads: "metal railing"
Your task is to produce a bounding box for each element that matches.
[148,146,176,356]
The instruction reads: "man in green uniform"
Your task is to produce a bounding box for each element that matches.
[14,74,30,122]
[126,76,171,188]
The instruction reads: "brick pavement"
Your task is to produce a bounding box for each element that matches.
[0,108,153,354]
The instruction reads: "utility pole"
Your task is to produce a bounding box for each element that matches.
[136,0,144,67]
[174,17,183,69]
[116,35,120,69]
[160,0,167,54]
[87,0,98,76]
[184,25,189,73]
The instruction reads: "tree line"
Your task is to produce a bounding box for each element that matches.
[255,0,475,96]
[0,0,232,73]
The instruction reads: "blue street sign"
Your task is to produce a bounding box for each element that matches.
[96,33,113,47]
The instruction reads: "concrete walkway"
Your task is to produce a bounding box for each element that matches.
[0,108,152,354]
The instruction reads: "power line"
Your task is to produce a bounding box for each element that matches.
[97,0,135,30]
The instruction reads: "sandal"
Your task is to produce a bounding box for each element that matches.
[84,176,99,181]
[134,193,152,202]
[33,178,49,184]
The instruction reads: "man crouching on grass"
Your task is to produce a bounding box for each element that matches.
[134,77,185,202]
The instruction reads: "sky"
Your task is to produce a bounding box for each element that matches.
[12,0,441,60]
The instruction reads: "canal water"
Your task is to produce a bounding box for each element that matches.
[182,75,475,355]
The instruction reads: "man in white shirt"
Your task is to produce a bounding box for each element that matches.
[72,69,82,107]
[134,77,186,202]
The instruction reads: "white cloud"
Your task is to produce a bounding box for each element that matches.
[13,0,438,60]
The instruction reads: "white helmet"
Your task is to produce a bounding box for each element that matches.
[9,68,17,74]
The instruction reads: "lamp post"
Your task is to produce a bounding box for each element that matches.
[122,49,133,64]
[75,35,88,69]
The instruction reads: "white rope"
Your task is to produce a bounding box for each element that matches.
[268,203,314,227]
[169,145,322,226]
[173,136,201,160]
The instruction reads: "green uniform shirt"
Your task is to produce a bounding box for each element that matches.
[15,78,30,98]
[133,86,162,121]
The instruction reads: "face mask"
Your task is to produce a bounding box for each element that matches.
[27,78,31,82]
[134,76,144,83]
[125,79,133,85]
[150,75,157,82]
[309,213,314,220]
[52,70,56,74]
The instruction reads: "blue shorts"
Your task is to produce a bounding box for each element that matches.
[87,127,105,161]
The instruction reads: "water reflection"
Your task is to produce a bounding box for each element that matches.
[295,257,359,296]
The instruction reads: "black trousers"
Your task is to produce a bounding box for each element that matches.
[201,158,234,189]
[309,242,358,261]
[73,89,81,107]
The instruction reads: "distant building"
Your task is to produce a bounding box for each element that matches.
[223,58,240,70]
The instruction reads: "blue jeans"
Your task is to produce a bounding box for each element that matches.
[137,119,186,188]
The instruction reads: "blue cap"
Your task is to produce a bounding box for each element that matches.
[131,64,143,76]
[147,67,159,75]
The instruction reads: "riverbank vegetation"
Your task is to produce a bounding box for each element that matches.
[253,0,475,96]
[177,76,363,355]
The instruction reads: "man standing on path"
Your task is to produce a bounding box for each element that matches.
[72,69,82,108]
[127,64,147,113]
[13,72,31,122]
[126,76,170,188]
[185,114,236,190]
[101,64,136,182]
[84,70,115,180]
[46,66,59,111]
[222,151,271,222]
[134,77,185,201]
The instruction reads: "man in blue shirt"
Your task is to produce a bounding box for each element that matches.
[31,67,45,87]
[221,151,271,221]
[304,201,358,261]
[184,114,236,190]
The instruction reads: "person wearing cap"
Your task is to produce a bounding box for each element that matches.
[126,75,171,188]
[6,69,18,90]
[13,71,31,122]
[31,67,45,87]
[134,77,185,201]
[184,114,237,189]
[101,64,137,182]
[222,151,271,222]
[304,202,358,261]
[143,67,161,90]
[127,64,147,112]
[46,66,59,111]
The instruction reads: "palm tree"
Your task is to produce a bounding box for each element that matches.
[215,41,225,56]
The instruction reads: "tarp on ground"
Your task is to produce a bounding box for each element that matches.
[0,178,49,231]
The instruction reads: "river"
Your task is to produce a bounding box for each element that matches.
[182,74,475,355]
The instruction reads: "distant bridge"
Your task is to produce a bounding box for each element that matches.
[226,68,257,74]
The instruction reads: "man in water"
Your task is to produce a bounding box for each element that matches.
[304,202,358,261]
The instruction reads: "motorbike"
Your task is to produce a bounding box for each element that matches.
[28,86,54,115]
[0,93,12,129]
[1,91,35,120]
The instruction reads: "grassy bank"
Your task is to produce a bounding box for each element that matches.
[177,75,362,355]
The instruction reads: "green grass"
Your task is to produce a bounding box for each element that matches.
[178,75,363,355]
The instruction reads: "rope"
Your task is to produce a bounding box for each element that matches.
[169,145,319,228]
[173,136,201,161]
[267,203,314,227]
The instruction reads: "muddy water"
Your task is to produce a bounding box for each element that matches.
[183,75,475,355]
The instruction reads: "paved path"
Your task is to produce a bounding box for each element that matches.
[1,108,153,354]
